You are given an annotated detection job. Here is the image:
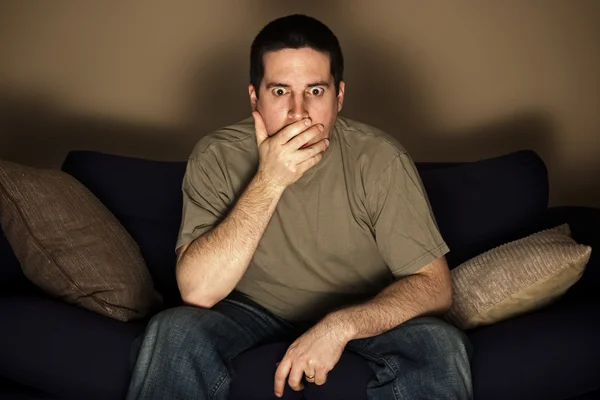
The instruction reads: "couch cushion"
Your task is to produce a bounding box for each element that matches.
[61,151,186,308]
[0,294,147,400]
[445,224,591,330]
[0,159,163,321]
[419,150,549,268]
[469,297,600,399]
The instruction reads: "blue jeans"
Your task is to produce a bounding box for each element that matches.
[126,294,472,399]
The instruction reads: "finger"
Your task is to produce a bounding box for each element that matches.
[295,139,329,164]
[274,358,292,397]
[285,124,323,150]
[274,118,313,145]
[288,363,306,392]
[296,151,324,175]
[304,359,316,383]
[252,111,268,146]
[314,368,328,386]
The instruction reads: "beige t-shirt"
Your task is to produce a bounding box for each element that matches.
[176,116,449,321]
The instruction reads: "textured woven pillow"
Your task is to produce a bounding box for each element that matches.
[0,159,163,321]
[445,224,591,330]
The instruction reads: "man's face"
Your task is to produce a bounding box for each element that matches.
[249,47,345,146]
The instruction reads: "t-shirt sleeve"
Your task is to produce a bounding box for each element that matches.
[175,153,231,252]
[367,152,449,279]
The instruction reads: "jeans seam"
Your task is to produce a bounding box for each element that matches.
[210,369,228,399]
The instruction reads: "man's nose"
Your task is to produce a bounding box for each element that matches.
[287,96,309,121]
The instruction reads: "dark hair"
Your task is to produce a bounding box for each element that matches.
[250,14,344,98]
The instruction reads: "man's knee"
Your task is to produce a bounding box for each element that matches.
[386,317,473,398]
[401,317,470,351]
[144,306,216,345]
[429,317,471,359]
[378,316,472,373]
[404,317,472,385]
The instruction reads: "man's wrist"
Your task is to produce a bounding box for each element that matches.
[253,171,286,196]
[322,308,358,342]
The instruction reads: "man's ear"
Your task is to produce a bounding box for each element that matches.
[337,81,345,112]
[249,84,258,111]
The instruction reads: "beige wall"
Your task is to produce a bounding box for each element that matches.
[1,1,599,207]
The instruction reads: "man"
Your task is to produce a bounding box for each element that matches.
[127,14,472,400]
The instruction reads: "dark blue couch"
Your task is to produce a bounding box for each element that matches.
[1,149,599,399]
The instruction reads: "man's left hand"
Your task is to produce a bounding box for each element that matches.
[274,319,350,397]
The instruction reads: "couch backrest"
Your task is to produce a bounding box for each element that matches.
[418,150,549,267]
[29,149,545,307]
[61,152,186,307]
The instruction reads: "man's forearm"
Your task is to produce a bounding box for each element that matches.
[176,173,284,307]
[324,259,453,341]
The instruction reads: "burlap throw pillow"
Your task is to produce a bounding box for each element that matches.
[445,224,591,330]
[0,159,163,321]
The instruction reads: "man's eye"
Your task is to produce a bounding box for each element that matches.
[273,88,286,97]
[309,88,324,96]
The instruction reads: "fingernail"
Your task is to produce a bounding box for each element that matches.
[304,119,311,126]
[318,124,324,132]
[325,139,330,146]
[275,392,281,397]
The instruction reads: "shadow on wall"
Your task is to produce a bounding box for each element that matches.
[342,37,559,163]
[0,93,204,168]
[183,46,252,131]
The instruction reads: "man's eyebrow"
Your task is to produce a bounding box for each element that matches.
[265,82,290,89]
[307,81,330,88]
[264,81,330,89]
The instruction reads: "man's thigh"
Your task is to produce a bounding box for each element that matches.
[136,294,294,362]
[346,317,473,400]
[127,296,295,399]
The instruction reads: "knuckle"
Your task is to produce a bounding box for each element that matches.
[275,373,286,382]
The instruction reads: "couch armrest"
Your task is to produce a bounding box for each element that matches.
[541,206,600,301]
